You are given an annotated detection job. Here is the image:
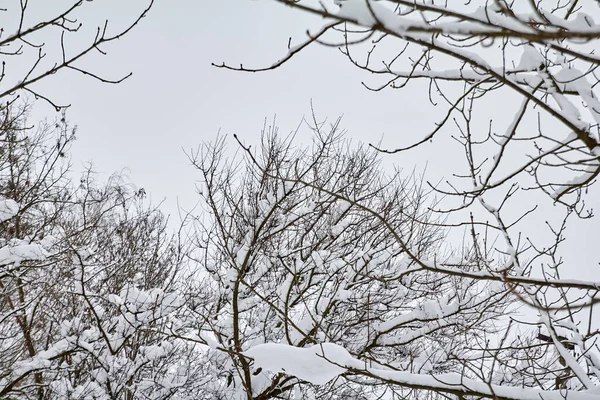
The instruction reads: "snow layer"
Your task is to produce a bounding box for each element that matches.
[244,343,352,385]
[0,197,18,222]
[245,342,600,399]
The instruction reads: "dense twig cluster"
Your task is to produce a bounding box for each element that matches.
[210,1,600,398]
[0,103,205,398]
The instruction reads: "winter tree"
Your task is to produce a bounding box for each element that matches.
[186,120,512,399]
[0,104,203,399]
[209,1,600,399]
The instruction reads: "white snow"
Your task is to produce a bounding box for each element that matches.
[244,342,352,385]
[0,242,48,265]
[0,197,18,222]
[516,45,544,71]
[336,0,398,27]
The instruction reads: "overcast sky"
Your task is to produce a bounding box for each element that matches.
[19,0,598,287]
[26,0,448,218]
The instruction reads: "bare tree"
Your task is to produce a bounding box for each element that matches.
[0,0,153,110]
[211,1,600,398]
[0,104,202,399]
[187,118,515,399]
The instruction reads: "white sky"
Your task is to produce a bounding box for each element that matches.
[13,0,599,289]
[26,0,444,217]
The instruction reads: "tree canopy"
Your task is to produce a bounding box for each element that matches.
[2,1,600,399]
